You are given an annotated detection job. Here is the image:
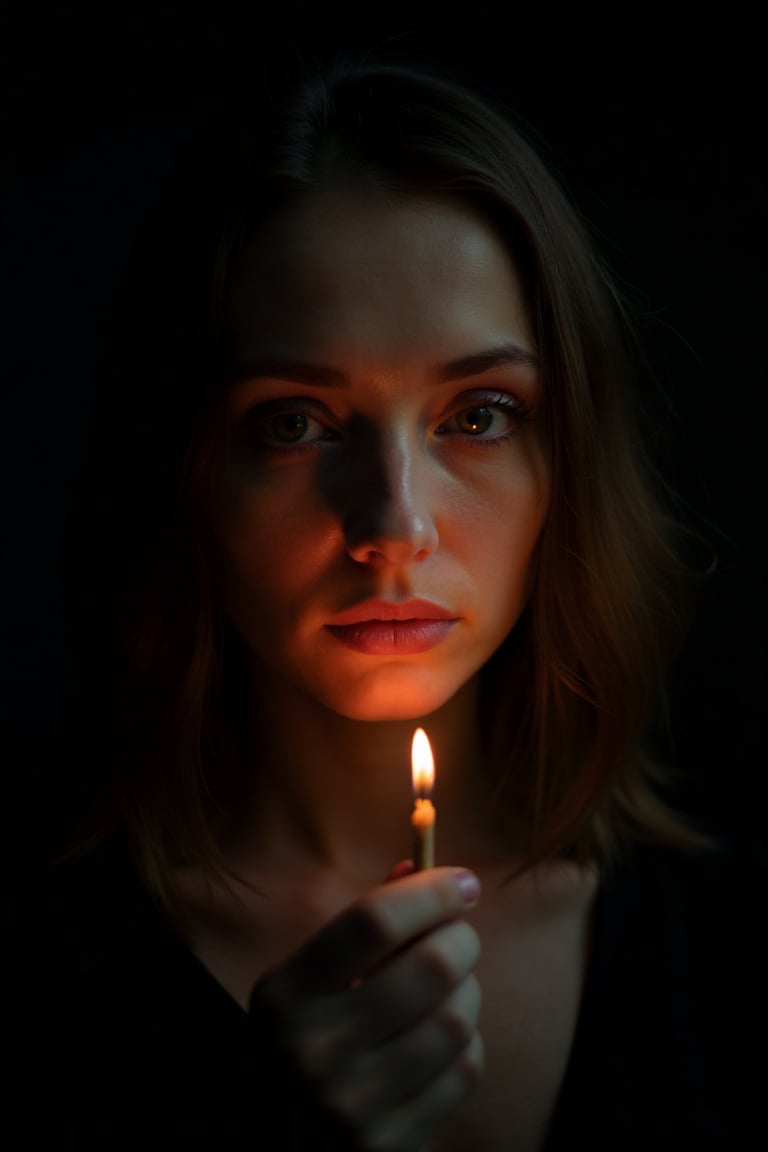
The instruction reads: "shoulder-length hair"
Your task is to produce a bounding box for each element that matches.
[62,53,713,911]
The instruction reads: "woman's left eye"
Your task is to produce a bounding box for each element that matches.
[436,395,528,440]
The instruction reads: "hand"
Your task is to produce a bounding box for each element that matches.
[247,866,483,1151]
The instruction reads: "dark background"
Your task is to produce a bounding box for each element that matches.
[2,5,766,865]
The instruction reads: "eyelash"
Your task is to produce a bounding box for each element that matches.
[434,392,532,446]
[240,391,532,453]
[240,400,340,453]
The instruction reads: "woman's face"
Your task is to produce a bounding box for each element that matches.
[213,183,549,721]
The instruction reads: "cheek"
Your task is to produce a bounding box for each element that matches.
[218,516,289,598]
[466,515,544,603]
[448,457,549,573]
[212,482,337,611]
[212,520,304,653]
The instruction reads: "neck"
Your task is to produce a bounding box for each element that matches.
[223,669,512,879]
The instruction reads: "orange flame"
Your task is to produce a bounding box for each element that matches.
[411,727,434,798]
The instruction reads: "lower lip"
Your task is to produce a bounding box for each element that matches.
[325,619,457,655]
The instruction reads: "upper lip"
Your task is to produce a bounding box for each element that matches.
[327,598,458,625]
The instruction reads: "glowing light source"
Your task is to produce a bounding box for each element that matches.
[411,727,435,870]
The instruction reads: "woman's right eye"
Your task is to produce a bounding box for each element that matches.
[261,411,324,444]
[240,402,338,450]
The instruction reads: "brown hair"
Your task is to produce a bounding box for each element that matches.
[62,53,714,912]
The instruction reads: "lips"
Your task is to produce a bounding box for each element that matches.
[327,598,457,626]
[325,599,459,655]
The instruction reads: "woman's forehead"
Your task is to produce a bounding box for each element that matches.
[224,185,535,369]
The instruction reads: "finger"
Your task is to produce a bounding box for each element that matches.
[250,922,480,1090]
[356,1029,485,1152]
[387,860,416,881]
[328,974,482,1122]
[272,867,481,995]
[350,920,481,1049]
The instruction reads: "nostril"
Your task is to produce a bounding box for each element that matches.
[345,517,439,567]
[352,546,387,567]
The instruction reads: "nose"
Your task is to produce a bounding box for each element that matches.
[343,428,439,567]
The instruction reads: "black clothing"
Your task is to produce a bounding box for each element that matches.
[16,834,765,1150]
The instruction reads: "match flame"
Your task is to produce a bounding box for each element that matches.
[411,727,434,798]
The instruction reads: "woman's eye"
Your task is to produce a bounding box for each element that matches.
[265,412,320,443]
[437,396,526,440]
[455,406,496,435]
[241,404,336,449]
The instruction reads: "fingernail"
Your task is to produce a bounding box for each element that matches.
[455,870,481,905]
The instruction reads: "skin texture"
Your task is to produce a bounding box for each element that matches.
[214,183,549,723]
[191,183,563,1150]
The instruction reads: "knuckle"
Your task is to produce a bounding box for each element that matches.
[418,938,458,986]
[421,920,481,982]
[293,1026,337,1079]
[456,921,482,966]
[439,975,482,1045]
[439,1004,474,1047]
[291,1013,352,1080]
[330,1061,385,1132]
[352,896,403,953]
[459,1030,485,1087]
[464,971,482,1013]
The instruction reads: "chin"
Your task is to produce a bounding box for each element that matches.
[323,669,463,723]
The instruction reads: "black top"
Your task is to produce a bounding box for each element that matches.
[14,833,766,1150]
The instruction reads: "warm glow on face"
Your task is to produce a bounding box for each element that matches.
[411,727,435,797]
[217,191,547,726]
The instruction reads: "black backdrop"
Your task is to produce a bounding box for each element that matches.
[2,6,766,866]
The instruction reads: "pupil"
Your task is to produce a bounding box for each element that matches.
[276,413,307,441]
[461,407,492,434]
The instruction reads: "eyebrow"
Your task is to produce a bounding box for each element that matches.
[436,344,539,381]
[229,342,539,390]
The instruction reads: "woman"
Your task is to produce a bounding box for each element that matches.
[20,51,756,1150]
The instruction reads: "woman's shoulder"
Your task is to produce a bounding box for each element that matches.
[593,834,763,1045]
[22,833,149,935]
[15,834,256,1148]
[16,835,167,1015]
[557,834,766,1148]
[600,833,763,960]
